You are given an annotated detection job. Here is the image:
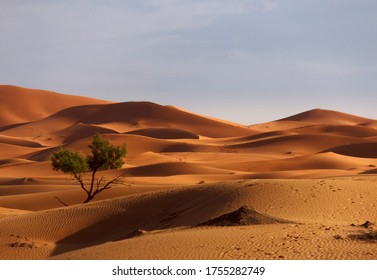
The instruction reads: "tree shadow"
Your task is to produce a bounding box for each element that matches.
[51,218,146,257]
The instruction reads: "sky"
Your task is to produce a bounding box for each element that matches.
[1,0,376,125]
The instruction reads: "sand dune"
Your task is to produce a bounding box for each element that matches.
[56,123,118,144]
[66,134,175,157]
[23,134,172,162]
[0,207,30,219]
[0,143,40,159]
[0,85,109,128]
[205,152,377,174]
[2,178,377,259]
[0,135,43,148]
[278,108,373,125]
[226,133,359,155]
[289,124,377,138]
[2,101,254,139]
[1,183,260,258]
[359,120,377,128]
[0,85,376,260]
[125,127,199,139]
[246,152,376,172]
[53,178,377,260]
[52,221,377,260]
[249,120,315,132]
[0,158,34,167]
[325,142,377,158]
[124,162,235,177]
[1,105,102,139]
[0,162,58,178]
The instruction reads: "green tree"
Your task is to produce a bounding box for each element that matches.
[51,133,126,203]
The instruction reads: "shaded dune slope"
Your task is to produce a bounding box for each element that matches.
[245,152,373,172]
[0,183,280,257]
[289,124,377,138]
[123,162,234,177]
[125,127,199,139]
[55,123,118,144]
[0,135,43,148]
[226,134,359,154]
[325,142,377,158]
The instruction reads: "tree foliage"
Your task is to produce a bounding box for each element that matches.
[51,133,126,203]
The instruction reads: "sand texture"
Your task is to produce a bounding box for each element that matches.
[0,85,377,260]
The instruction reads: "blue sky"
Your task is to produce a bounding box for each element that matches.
[1,0,376,124]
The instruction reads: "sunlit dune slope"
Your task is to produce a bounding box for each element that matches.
[0,85,109,128]
[278,108,373,125]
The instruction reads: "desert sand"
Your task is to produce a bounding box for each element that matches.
[0,85,377,260]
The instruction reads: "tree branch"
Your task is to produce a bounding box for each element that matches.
[88,167,99,198]
[95,177,104,192]
[73,173,89,196]
[93,174,124,196]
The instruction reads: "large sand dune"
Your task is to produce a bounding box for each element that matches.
[278,108,374,125]
[0,85,376,260]
[0,85,109,128]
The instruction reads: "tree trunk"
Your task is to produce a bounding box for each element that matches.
[83,194,94,203]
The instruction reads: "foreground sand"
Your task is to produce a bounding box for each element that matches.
[0,85,376,259]
[0,177,377,260]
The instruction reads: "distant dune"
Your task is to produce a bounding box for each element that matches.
[277,108,374,125]
[0,85,376,260]
[125,127,200,139]
[0,85,109,128]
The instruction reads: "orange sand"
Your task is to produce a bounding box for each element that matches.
[0,85,376,260]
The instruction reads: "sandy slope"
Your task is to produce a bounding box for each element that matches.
[0,85,377,260]
[278,108,374,125]
[0,85,109,128]
[1,101,253,139]
[1,178,377,259]
[51,224,377,260]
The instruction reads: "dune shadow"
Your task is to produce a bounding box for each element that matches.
[50,204,296,258]
[50,217,146,257]
[348,231,377,243]
[0,122,30,132]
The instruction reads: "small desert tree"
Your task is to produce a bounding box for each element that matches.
[51,133,126,203]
